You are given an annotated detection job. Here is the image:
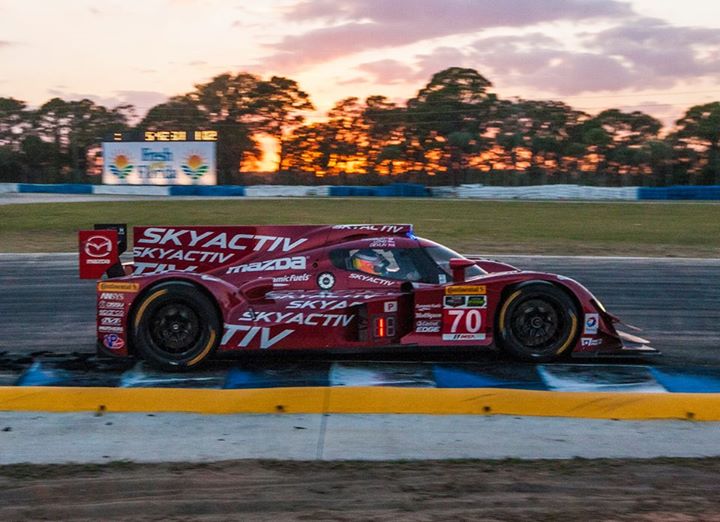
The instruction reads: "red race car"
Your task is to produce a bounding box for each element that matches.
[79,224,655,370]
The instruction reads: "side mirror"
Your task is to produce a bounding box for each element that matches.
[239,278,274,301]
[449,258,476,283]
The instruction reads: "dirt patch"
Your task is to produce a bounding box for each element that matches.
[1,458,720,521]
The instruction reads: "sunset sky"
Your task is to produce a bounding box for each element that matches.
[1,0,719,131]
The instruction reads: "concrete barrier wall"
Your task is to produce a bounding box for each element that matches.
[0,183,19,193]
[92,185,171,196]
[244,185,329,197]
[455,184,639,200]
[7,182,720,200]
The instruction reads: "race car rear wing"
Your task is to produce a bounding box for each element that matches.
[78,224,127,279]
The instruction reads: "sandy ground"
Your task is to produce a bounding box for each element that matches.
[1,459,720,521]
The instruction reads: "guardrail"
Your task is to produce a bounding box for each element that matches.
[3,182,720,200]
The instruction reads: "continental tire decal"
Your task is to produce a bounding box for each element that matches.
[133,289,168,329]
[446,285,486,295]
[98,282,139,292]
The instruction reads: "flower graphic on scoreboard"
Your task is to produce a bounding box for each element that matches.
[181,152,209,180]
[108,153,134,180]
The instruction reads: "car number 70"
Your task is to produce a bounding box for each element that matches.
[446,309,483,333]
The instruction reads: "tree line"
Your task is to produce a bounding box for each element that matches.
[1,67,719,186]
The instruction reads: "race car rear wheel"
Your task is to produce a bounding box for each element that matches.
[131,281,220,371]
[497,282,579,362]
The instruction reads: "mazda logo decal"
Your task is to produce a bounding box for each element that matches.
[85,235,113,258]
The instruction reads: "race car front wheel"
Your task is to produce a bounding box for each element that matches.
[496,282,579,362]
[131,281,220,371]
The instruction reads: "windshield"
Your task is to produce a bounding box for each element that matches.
[424,245,485,281]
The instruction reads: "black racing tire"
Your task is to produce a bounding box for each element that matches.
[496,282,580,362]
[131,281,220,371]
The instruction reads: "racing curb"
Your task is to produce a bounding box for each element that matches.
[1,387,720,420]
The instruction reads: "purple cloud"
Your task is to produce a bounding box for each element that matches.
[264,0,633,69]
[465,34,633,94]
[357,59,417,84]
[388,18,720,97]
[586,18,720,79]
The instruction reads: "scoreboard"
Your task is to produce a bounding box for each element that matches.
[109,130,218,142]
[102,129,217,186]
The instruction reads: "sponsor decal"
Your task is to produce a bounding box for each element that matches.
[332,224,408,233]
[368,238,396,248]
[317,272,336,290]
[349,273,395,286]
[133,247,233,264]
[97,282,139,292]
[584,313,599,335]
[98,326,123,333]
[445,285,486,295]
[227,256,307,274]
[416,312,442,319]
[384,301,398,313]
[416,303,441,311]
[84,235,114,258]
[133,263,197,275]
[100,292,125,301]
[222,325,294,349]
[238,311,354,327]
[271,291,385,300]
[272,273,311,284]
[99,309,124,317]
[136,228,307,252]
[442,333,487,341]
[466,295,488,308]
[581,337,603,347]
[444,295,466,308]
[416,319,441,333]
[101,317,122,326]
[417,326,441,333]
[109,153,133,180]
[286,299,362,311]
[444,295,487,309]
[99,300,124,309]
[181,152,209,180]
[85,258,112,266]
[102,334,125,350]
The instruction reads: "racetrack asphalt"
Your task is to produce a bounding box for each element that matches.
[1,253,718,367]
[1,254,720,464]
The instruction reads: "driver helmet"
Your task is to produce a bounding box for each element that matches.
[351,249,389,276]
